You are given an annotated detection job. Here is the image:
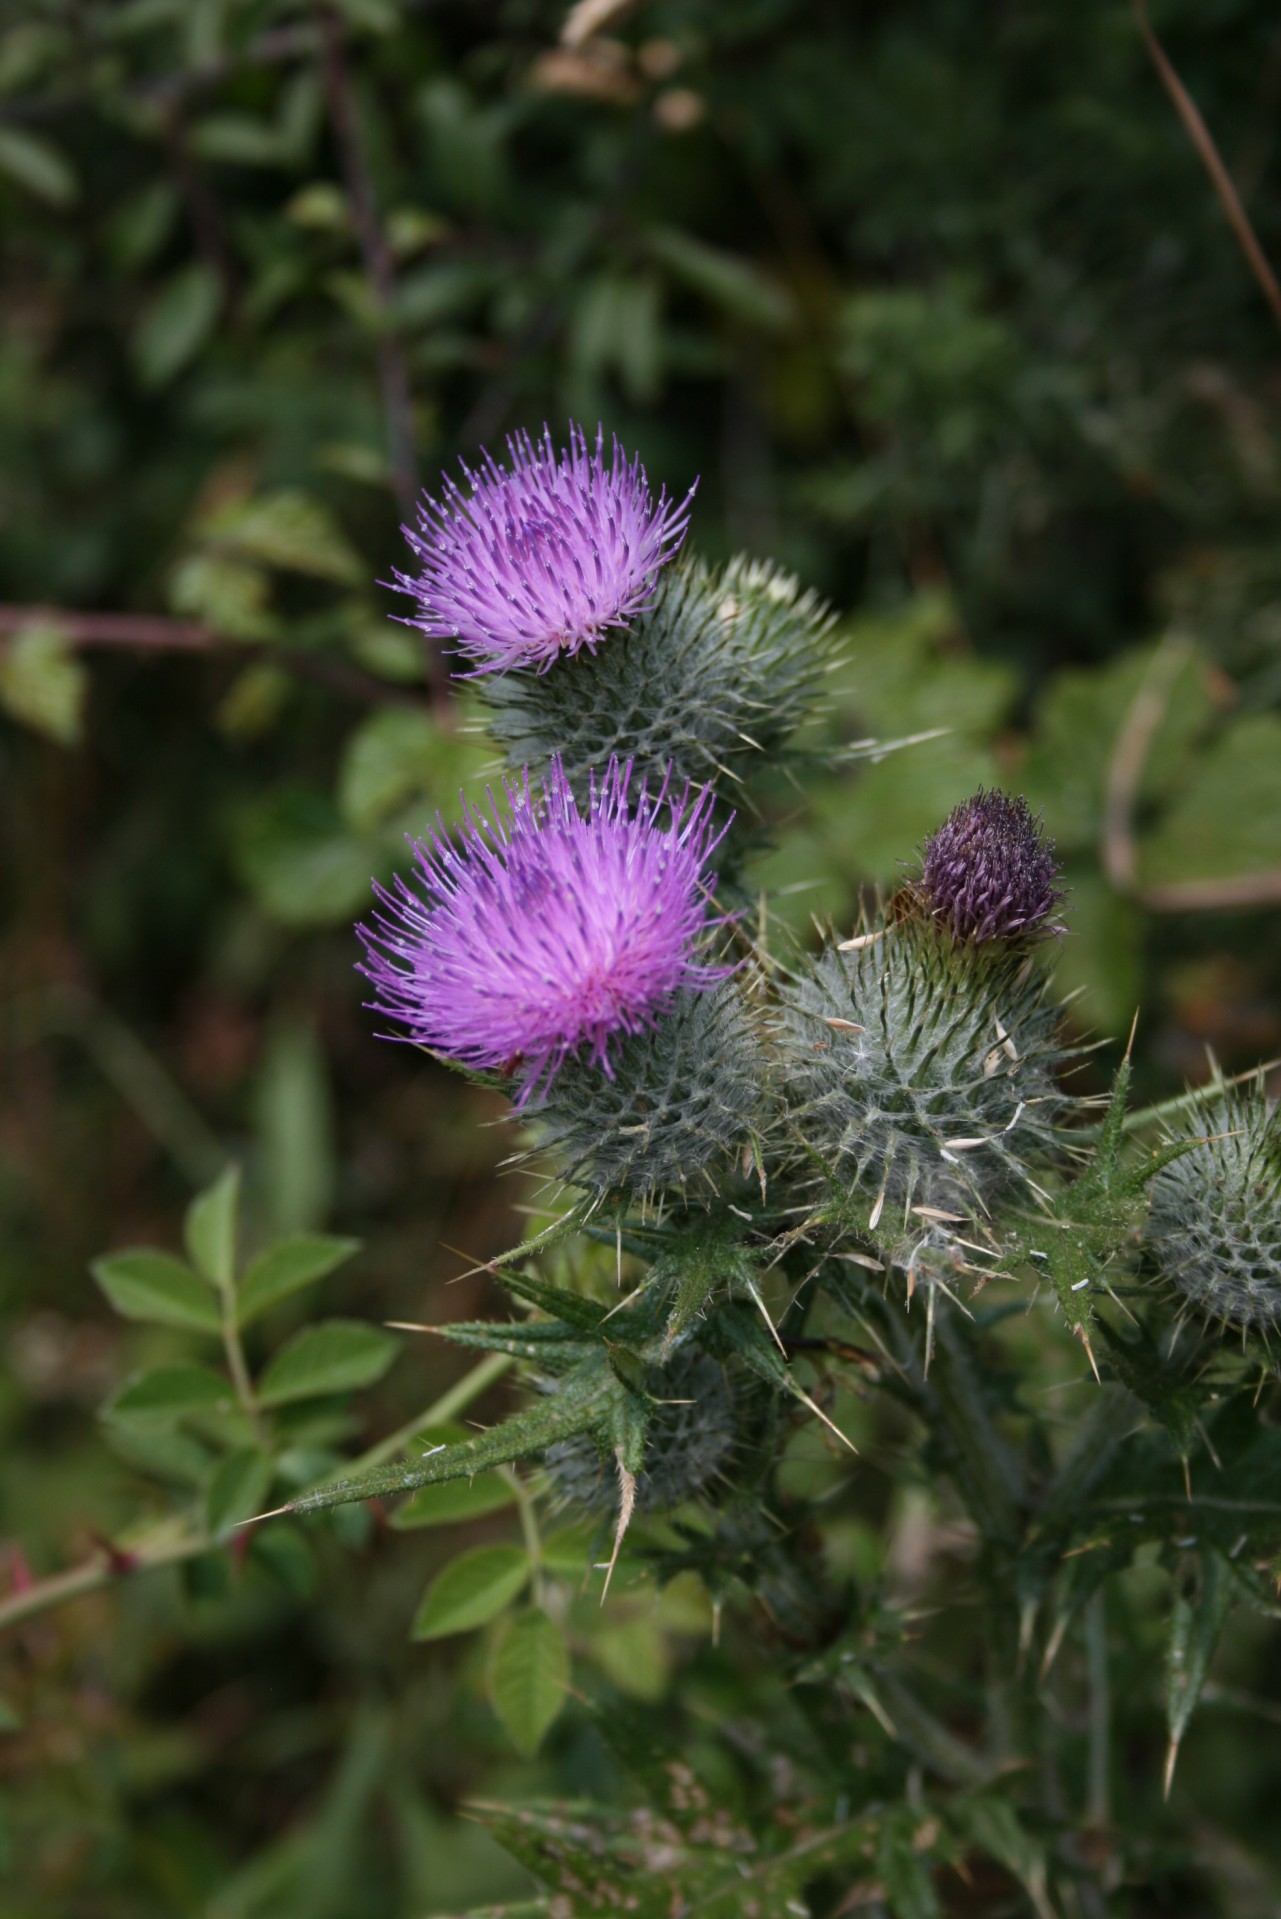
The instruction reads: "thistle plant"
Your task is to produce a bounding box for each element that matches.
[45,423,1281,1916]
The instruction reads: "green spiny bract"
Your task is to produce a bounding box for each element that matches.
[528,983,767,1201]
[480,554,834,826]
[545,1348,743,1516]
[775,925,1071,1227]
[1145,1081,1281,1335]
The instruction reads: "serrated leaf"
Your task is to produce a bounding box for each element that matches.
[185,1165,240,1292]
[107,1366,235,1427]
[257,1320,399,1407]
[205,1447,273,1537]
[237,1235,360,1328]
[412,1544,530,1641]
[134,263,221,389]
[1165,1549,1235,1796]
[390,1471,516,1529]
[0,124,77,205]
[92,1250,223,1334]
[0,624,87,746]
[489,1610,569,1754]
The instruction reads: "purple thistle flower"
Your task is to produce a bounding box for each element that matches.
[917,789,1064,944]
[357,757,729,1105]
[395,423,696,676]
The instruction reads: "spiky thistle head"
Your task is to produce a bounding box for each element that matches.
[480,553,835,829]
[1145,1079,1281,1336]
[529,981,766,1200]
[910,789,1064,946]
[395,422,695,676]
[357,757,729,1108]
[775,923,1071,1228]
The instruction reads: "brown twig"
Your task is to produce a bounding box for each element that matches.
[1103,633,1281,912]
[0,604,428,709]
[1134,0,1281,334]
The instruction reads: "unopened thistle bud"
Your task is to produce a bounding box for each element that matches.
[396,422,695,676]
[778,925,1068,1225]
[911,789,1064,945]
[1145,1080,1281,1334]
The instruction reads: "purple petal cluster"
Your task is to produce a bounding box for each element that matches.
[358,758,729,1104]
[919,789,1064,944]
[396,423,696,676]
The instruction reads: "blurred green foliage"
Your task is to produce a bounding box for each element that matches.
[2,0,1281,1913]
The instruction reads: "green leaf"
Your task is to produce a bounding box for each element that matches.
[257,1320,400,1407]
[0,124,77,205]
[233,789,376,928]
[202,490,362,583]
[391,1471,517,1529]
[92,1250,223,1334]
[250,1523,317,1599]
[288,1356,617,1516]
[134,263,221,389]
[1165,1550,1235,1796]
[489,1610,569,1754]
[1143,713,1281,888]
[876,1806,941,1919]
[411,1544,530,1641]
[237,1235,360,1328]
[337,707,440,830]
[107,1366,236,1427]
[646,225,796,332]
[169,553,276,641]
[185,1165,240,1292]
[205,1448,274,1536]
[255,1019,336,1235]
[0,625,87,746]
[0,1695,23,1733]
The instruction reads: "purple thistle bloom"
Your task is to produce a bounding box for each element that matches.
[395,423,696,676]
[357,757,729,1104]
[918,789,1064,944]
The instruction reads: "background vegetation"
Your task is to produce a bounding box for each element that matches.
[2,1,1280,1912]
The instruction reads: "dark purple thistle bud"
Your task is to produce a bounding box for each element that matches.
[395,422,696,676]
[917,789,1064,945]
[356,757,730,1107]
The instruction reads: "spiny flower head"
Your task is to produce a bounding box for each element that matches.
[357,757,729,1105]
[396,422,696,676]
[1146,1083,1281,1334]
[916,788,1064,944]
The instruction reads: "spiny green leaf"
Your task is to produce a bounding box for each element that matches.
[876,1805,942,1919]
[489,1610,569,1754]
[1165,1549,1235,1797]
[92,1250,223,1335]
[287,1357,619,1516]
[236,1234,360,1328]
[257,1320,399,1407]
[411,1544,530,1641]
[184,1165,240,1292]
